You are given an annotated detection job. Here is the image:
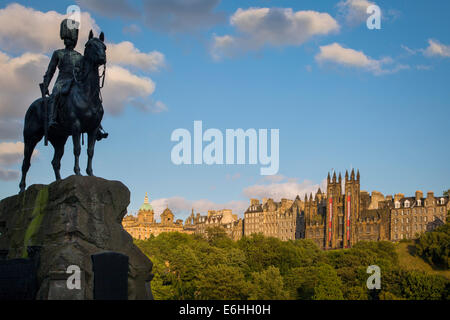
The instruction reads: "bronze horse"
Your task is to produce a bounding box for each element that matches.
[19,31,107,193]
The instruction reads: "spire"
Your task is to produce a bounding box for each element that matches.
[144,192,149,204]
[327,172,331,183]
[351,169,355,180]
[357,169,360,181]
[345,170,349,181]
[338,173,342,184]
[332,172,337,183]
[317,187,322,194]
[304,194,308,201]
[310,192,313,201]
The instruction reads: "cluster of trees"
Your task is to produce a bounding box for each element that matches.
[416,222,449,269]
[135,226,449,300]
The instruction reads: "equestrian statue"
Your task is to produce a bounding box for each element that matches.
[19,19,109,193]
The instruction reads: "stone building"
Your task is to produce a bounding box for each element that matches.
[122,193,191,240]
[244,197,302,241]
[123,173,449,246]
[379,190,449,241]
[185,209,243,241]
[243,170,449,249]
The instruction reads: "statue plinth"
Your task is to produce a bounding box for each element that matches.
[0,176,153,300]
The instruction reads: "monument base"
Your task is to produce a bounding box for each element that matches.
[0,175,153,300]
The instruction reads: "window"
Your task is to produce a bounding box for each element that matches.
[440,198,445,205]
[405,200,410,208]
[395,201,400,209]
[417,200,421,206]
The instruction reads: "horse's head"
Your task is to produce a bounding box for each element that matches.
[84,30,107,66]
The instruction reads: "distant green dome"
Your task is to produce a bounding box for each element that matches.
[139,192,153,211]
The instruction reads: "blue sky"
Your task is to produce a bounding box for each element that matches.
[0,0,449,219]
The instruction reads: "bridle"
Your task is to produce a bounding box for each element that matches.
[99,62,106,102]
[99,63,106,89]
[73,61,107,102]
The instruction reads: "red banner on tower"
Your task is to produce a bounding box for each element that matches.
[328,197,333,242]
[347,195,351,244]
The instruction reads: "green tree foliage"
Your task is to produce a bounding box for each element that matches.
[249,266,289,300]
[284,264,344,300]
[195,264,249,300]
[135,231,449,300]
[400,271,448,300]
[416,223,450,268]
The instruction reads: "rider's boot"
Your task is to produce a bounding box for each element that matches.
[47,99,57,128]
[96,125,109,141]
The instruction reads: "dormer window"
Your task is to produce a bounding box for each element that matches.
[405,200,410,208]
[417,200,421,206]
[395,201,400,209]
[440,198,445,205]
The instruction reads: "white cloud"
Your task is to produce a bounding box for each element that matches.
[102,65,158,114]
[0,119,23,140]
[423,39,450,58]
[416,65,433,71]
[337,0,375,26]
[0,51,49,120]
[0,3,99,54]
[123,24,142,35]
[108,41,165,72]
[77,0,225,33]
[243,177,326,202]
[142,0,225,32]
[0,49,166,136]
[0,142,38,166]
[0,4,167,139]
[77,0,139,19]
[212,7,339,60]
[315,43,409,75]
[0,168,20,181]
[401,44,418,56]
[141,175,327,219]
[149,196,248,219]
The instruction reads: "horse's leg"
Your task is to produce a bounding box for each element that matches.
[72,124,82,176]
[19,135,41,193]
[86,128,99,176]
[50,135,68,181]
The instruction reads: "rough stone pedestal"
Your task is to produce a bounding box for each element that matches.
[0,175,153,300]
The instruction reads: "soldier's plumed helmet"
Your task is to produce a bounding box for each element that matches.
[60,19,79,42]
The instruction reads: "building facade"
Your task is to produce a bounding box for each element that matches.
[243,170,449,249]
[122,193,192,240]
[185,209,244,241]
[123,172,449,247]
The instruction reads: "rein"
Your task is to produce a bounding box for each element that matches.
[72,59,106,145]
[73,61,106,102]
